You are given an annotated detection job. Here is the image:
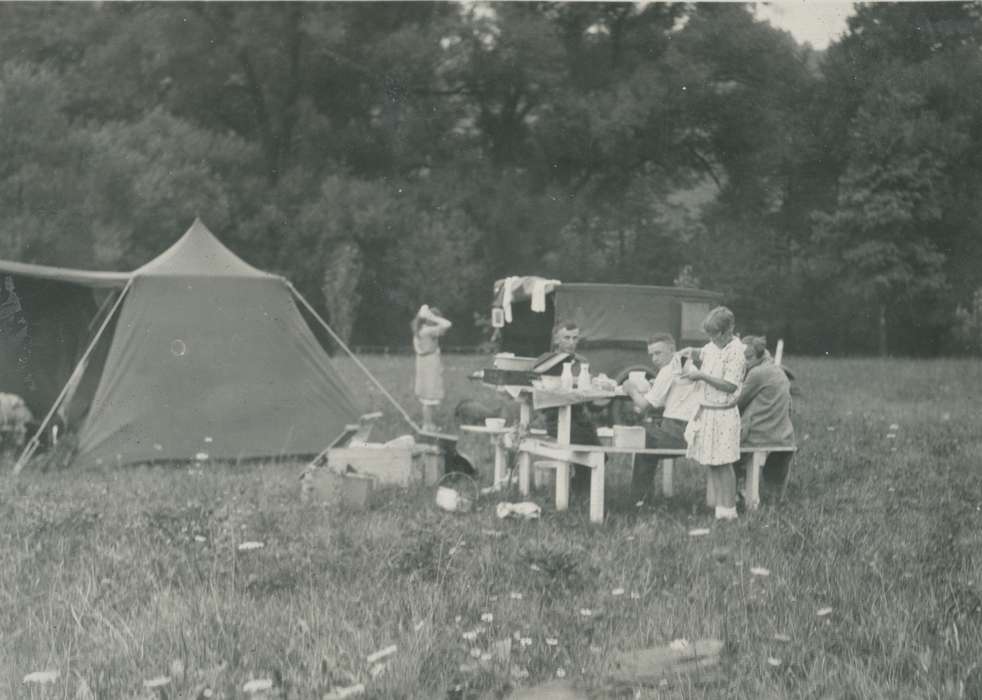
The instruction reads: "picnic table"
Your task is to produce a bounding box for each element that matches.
[467,373,795,524]
[464,375,622,510]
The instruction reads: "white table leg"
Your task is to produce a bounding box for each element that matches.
[661,458,674,498]
[519,400,531,429]
[555,462,570,511]
[747,451,765,511]
[556,405,573,503]
[518,398,532,495]
[492,437,506,486]
[557,406,572,444]
[589,453,605,524]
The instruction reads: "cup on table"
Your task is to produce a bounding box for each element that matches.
[485,417,506,430]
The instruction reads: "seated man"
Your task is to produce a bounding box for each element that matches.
[534,320,600,495]
[0,392,33,458]
[622,333,702,501]
[734,335,796,495]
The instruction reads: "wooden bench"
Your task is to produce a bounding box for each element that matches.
[517,438,796,524]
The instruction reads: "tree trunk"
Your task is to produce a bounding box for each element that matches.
[321,240,364,345]
[878,302,888,357]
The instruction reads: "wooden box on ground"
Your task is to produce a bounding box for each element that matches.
[326,444,443,487]
[303,469,380,509]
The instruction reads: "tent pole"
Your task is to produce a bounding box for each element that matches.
[59,288,122,427]
[87,286,119,332]
[13,278,134,475]
[287,282,422,433]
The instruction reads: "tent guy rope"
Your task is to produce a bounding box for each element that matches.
[287,282,423,434]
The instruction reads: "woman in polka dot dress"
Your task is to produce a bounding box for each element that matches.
[682,306,746,521]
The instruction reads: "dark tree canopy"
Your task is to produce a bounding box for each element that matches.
[1,2,980,355]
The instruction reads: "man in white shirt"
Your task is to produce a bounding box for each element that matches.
[622,332,702,500]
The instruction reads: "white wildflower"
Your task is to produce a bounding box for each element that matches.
[23,671,59,684]
[365,645,397,664]
[243,679,273,693]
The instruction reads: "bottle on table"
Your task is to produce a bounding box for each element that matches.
[577,362,591,389]
[560,362,574,390]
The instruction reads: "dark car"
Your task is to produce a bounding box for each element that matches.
[490,277,724,423]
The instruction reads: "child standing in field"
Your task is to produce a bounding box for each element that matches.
[682,306,746,521]
[412,304,452,432]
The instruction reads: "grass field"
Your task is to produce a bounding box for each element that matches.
[3,355,982,699]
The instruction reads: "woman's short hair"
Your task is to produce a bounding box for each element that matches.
[742,335,768,359]
[702,306,735,335]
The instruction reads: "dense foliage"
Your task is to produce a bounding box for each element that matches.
[1,2,980,355]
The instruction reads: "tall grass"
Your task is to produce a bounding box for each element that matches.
[3,356,982,698]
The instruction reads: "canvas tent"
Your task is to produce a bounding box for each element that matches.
[1,219,362,469]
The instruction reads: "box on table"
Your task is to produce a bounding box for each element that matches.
[326,443,443,487]
[613,425,646,449]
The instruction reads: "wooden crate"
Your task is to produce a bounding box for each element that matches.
[301,469,379,509]
[327,444,443,487]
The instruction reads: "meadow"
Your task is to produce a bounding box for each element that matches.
[3,354,982,699]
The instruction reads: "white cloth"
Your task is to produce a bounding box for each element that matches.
[501,276,520,323]
[685,338,746,465]
[642,364,701,423]
[530,278,560,312]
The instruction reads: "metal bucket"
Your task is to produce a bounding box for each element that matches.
[435,473,478,513]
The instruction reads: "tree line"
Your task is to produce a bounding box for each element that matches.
[1,2,981,356]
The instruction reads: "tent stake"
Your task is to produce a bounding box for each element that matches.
[287,282,422,434]
[13,278,133,474]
